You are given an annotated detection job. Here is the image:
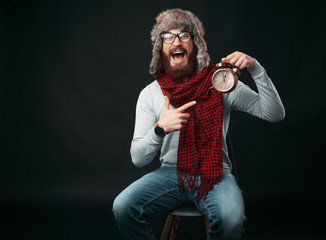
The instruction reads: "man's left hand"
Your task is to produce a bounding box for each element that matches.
[221,51,255,70]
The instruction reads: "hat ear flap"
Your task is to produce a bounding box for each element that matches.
[192,16,210,71]
[149,37,163,75]
[194,17,205,37]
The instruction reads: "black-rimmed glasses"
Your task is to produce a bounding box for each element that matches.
[160,32,192,44]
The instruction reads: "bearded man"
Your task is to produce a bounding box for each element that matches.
[113,9,285,240]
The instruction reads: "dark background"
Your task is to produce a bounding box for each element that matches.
[2,0,325,239]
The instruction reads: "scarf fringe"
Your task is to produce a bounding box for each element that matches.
[177,171,220,203]
[195,178,218,203]
[177,171,197,193]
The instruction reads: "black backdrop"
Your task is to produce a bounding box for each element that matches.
[2,0,326,239]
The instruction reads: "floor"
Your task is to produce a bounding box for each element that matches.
[2,200,325,240]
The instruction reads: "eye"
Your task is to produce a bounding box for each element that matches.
[179,32,190,39]
[163,33,174,39]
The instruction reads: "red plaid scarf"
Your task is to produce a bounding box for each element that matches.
[157,62,223,201]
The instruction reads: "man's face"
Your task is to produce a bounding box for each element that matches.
[162,29,196,80]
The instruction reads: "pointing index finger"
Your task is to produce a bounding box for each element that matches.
[176,101,196,112]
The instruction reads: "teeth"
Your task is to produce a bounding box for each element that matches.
[174,51,183,54]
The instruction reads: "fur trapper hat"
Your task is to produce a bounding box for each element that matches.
[149,8,211,75]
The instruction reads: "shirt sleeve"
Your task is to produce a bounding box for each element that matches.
[130,86,164,167]
[230,60,285,122]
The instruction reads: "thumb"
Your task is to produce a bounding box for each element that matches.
[221,57,229,63]
[164,96,170,110]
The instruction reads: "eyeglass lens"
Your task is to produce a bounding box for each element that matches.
[162,32,191,44]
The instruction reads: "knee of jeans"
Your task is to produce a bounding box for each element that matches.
[112,193,136,222]
[209,208,245,239]
[221,212,245,239]
[224,215,244,231]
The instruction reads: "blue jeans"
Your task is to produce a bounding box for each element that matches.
[112,166,245,239]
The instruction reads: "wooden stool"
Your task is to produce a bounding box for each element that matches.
[160,205,209,240]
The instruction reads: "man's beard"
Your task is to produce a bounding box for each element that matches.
[162,46,197,80]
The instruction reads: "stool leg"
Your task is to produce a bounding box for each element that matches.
[169,216,180,240]
[160,215,173,240]
[204,216,209,237]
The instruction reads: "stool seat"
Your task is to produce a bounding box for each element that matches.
[169,205,202,217]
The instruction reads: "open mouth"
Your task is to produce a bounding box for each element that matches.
[171,50,186,62]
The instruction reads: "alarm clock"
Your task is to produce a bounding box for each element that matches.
[211,61,241,93]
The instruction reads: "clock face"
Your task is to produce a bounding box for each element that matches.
[212,69,235,92]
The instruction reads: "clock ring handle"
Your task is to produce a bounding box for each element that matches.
[216,61,241,76]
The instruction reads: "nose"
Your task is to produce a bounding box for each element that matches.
[172,35,182,46]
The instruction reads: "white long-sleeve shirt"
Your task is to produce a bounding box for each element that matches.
[130,60,285,171]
